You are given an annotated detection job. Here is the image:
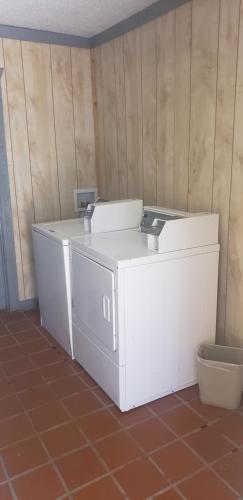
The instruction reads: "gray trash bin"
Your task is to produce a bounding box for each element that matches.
[197,344,243,410]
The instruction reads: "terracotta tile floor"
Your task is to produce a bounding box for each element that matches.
[0,310,243,499]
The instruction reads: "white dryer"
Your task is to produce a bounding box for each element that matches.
[32,199,143,358]
[71,207,220,411]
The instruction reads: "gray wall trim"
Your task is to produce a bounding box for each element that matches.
[0,0,190,50]
[0,24,90,49]
[90,0,190,47]
[18,298,38,311]
[0,69,19,311]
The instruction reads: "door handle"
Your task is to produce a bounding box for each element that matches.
[102,295,111,323]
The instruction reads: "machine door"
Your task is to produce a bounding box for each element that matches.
[72,252,116,352]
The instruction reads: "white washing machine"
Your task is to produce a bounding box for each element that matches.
[71,207,220,411]
[32,199,143,358]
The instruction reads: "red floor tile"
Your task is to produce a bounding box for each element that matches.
[78,408,120,441]
[214,450,243,497]
[0,483,13,500]
[0,310,242,500]
[0,345,26,363]
[178,469,237,500]
[20,337,50,355]
[2,357,35,377]
[95,430,142,469]
[73,476,125,500]
[0,463,6,483]
[13,328,42,344]
[29,400,69,432]
[156,490,183,500]
[0,413,34,448]
[19,384,57,410]
[79,371,97,388]
[185,426,234,463]
[2,436,48,477]
[213,412,243,446]
[12,464,65,500]
[56,446,105,490]
[38,360,74,381]
[0,394,23,419]
[0,336,16,349]
[152,441,203,482]
[41,421,86,458]
[0,323,10,336]
[49,374,86,399]
[92,386,113,406]
[9,370,44,392]
[176,385,199,402]
[0,380,14,398]
[129,417,174,452]
[7,319,33,334]
[111,405,152,428]
[115,457,168,500]
[63,390,103,418]
[31,348,63,367]
[188,398,230,422]
[162,405,205,436]
[148,394,181,415]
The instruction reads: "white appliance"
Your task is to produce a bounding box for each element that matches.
[71,207,220,411]
[32,199,143,359]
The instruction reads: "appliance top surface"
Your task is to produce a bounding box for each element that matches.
[72,229,154,262]
[32,218,84,242]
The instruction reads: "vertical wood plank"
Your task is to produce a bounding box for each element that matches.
[51,45,77,219]
[114,36,128,199]
[0,39,25,300]
[124,28,143,199]
[92,47,106,198]
[225,2,243,347]
[156,10,175,208]
[71,47,97,190]
[3,39,36,299]
[174,2,191,210]
[141,20,157,205]
[213,0,240,343]
[188,0,219,212]
[22,41,60,223]
[101,41,119,200]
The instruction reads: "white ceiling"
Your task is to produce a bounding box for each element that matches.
[0,0,158,38]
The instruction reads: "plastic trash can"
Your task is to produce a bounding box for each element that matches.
[197,344,243,410]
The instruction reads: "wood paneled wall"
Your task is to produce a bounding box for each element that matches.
[92,0,243,347]
[0,39,96,301]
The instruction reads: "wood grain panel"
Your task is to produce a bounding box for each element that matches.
[114,36,127,199]
[3,39,36,299]
[71,48,97,190]
[225,2,243,347]
[188,0,219,212]
[0,39,24,300]
[212,0,240,343]
[156,10,175,208]
[141,21,157,205]
[22,41,60,223]
[124,28,143,199]
[92,46,106,198]
[51,45,77,219]
[101,41,119,200]
[174,2,191,210]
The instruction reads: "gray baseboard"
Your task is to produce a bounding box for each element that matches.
[16,298,39,311]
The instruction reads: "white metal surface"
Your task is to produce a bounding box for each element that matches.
[32,199,143,359]
[72,208,220,411]
[84,199,143,234]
